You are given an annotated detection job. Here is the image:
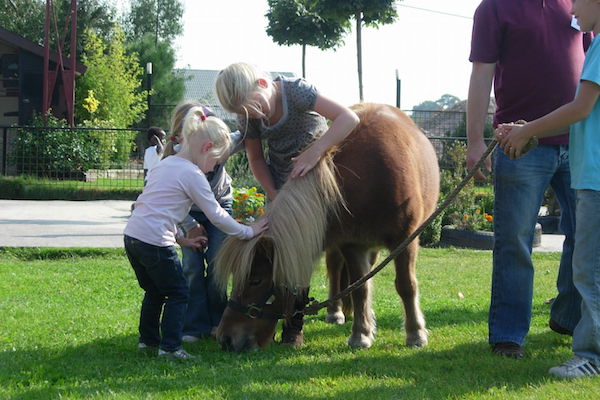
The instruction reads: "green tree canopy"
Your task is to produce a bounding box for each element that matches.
[75,27,147,128]
[57,0,117,60]
[122,0,185,128]
[124,0,184,43]
[128,33,185,128]
[317,0,398,101]
[0,0,45,44]
[0,0,116,59]
[266,0,347,78]
[414,94,461,111]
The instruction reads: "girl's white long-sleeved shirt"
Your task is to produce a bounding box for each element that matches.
[124,155,253,246]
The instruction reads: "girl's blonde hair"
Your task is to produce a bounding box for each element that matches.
[181,106,232,160]
[162,100,203,158]
[215,62,267,116]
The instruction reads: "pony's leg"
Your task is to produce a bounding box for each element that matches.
[325,248,346,325]
[394,240,428,347]
[340,244,376,349]
[281,288,307,347]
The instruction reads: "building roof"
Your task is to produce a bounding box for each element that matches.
[0,25,86,74]
[175,68,296,121]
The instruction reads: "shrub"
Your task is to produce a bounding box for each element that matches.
[227,151,259,188]
[421,142,495,246]
[13,113,101,177]
[79,120,137,169]
[13,113,138,176]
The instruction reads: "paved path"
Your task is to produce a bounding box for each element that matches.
[0,200,131,248]
[0,199,566,251]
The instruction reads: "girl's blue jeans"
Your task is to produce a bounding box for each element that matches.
[181,207,230,337]
[124,235,189,352]
[572,189,600,365]
[489,145,580,346]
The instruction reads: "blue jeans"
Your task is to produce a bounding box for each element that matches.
[181,207,230,337]
[124,235,189,352]
[489,145,580,346]
[572,190,600,365]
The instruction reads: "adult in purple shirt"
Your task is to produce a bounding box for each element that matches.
[467,0,589,358]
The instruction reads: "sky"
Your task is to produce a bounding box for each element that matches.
[146,0,482,110]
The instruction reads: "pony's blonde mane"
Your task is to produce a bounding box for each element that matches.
[216,152,344,290]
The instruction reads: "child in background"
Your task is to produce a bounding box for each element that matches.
[215,62,359,345]
[164,101,244,342]
[124,107,268,360]
[143,126,166,183]
[496,0,600,379]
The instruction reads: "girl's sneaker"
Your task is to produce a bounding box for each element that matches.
[181,335,200,343]
[158,348,195,360]
[549,356,600,379]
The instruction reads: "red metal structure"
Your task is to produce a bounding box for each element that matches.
[42,0,77,126]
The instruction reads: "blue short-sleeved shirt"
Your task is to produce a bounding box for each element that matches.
[570,37,600,190]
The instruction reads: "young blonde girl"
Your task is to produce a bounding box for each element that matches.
[215,62,359,201]
[164,101,244,343]
[124,107,268,359]
[215,62,359,345]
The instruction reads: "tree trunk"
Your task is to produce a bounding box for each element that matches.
[302,44,306,78]
[355,10,363,102]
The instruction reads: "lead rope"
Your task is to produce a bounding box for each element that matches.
[303,139,498,316]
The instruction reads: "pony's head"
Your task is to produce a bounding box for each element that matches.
[215,153,343,351]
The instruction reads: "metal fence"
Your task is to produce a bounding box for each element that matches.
[1,125,146,192]
[0,110,489,194]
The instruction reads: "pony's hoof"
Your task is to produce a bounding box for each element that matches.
[406,330,428,348]
[281,331,304,347]
[348,333,374,349]
[326,311,345,325]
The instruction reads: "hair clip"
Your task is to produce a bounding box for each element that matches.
[200,115,207,121]
[169,136,177,142]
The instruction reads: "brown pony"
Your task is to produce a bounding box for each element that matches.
[215,103,440,351]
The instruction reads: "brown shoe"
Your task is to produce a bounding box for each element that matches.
[549,319,573,336]
[492,342,525,359]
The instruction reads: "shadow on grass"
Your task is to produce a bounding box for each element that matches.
[0,328,577,400]
[0,298,576,400]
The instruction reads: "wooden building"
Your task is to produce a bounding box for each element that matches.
[0,25,85,126]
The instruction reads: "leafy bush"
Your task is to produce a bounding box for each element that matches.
[14,114,101,177]
[421,142,495,246]
[79,120,137,169]
[227,151,259,188]
[13,113,138,177]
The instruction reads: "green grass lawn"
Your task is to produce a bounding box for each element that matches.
[1,247,598,400]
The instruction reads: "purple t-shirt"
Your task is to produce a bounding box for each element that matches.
[470,0,587,145]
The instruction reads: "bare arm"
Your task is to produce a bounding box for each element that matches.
[497,80,600,159]
[290,94,360,178]
[466,62,495,180]
[245,138,278,200]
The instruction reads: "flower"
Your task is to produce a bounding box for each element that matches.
[83,90,100,114]
[451,207,494,232]
[233,186,266,223]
